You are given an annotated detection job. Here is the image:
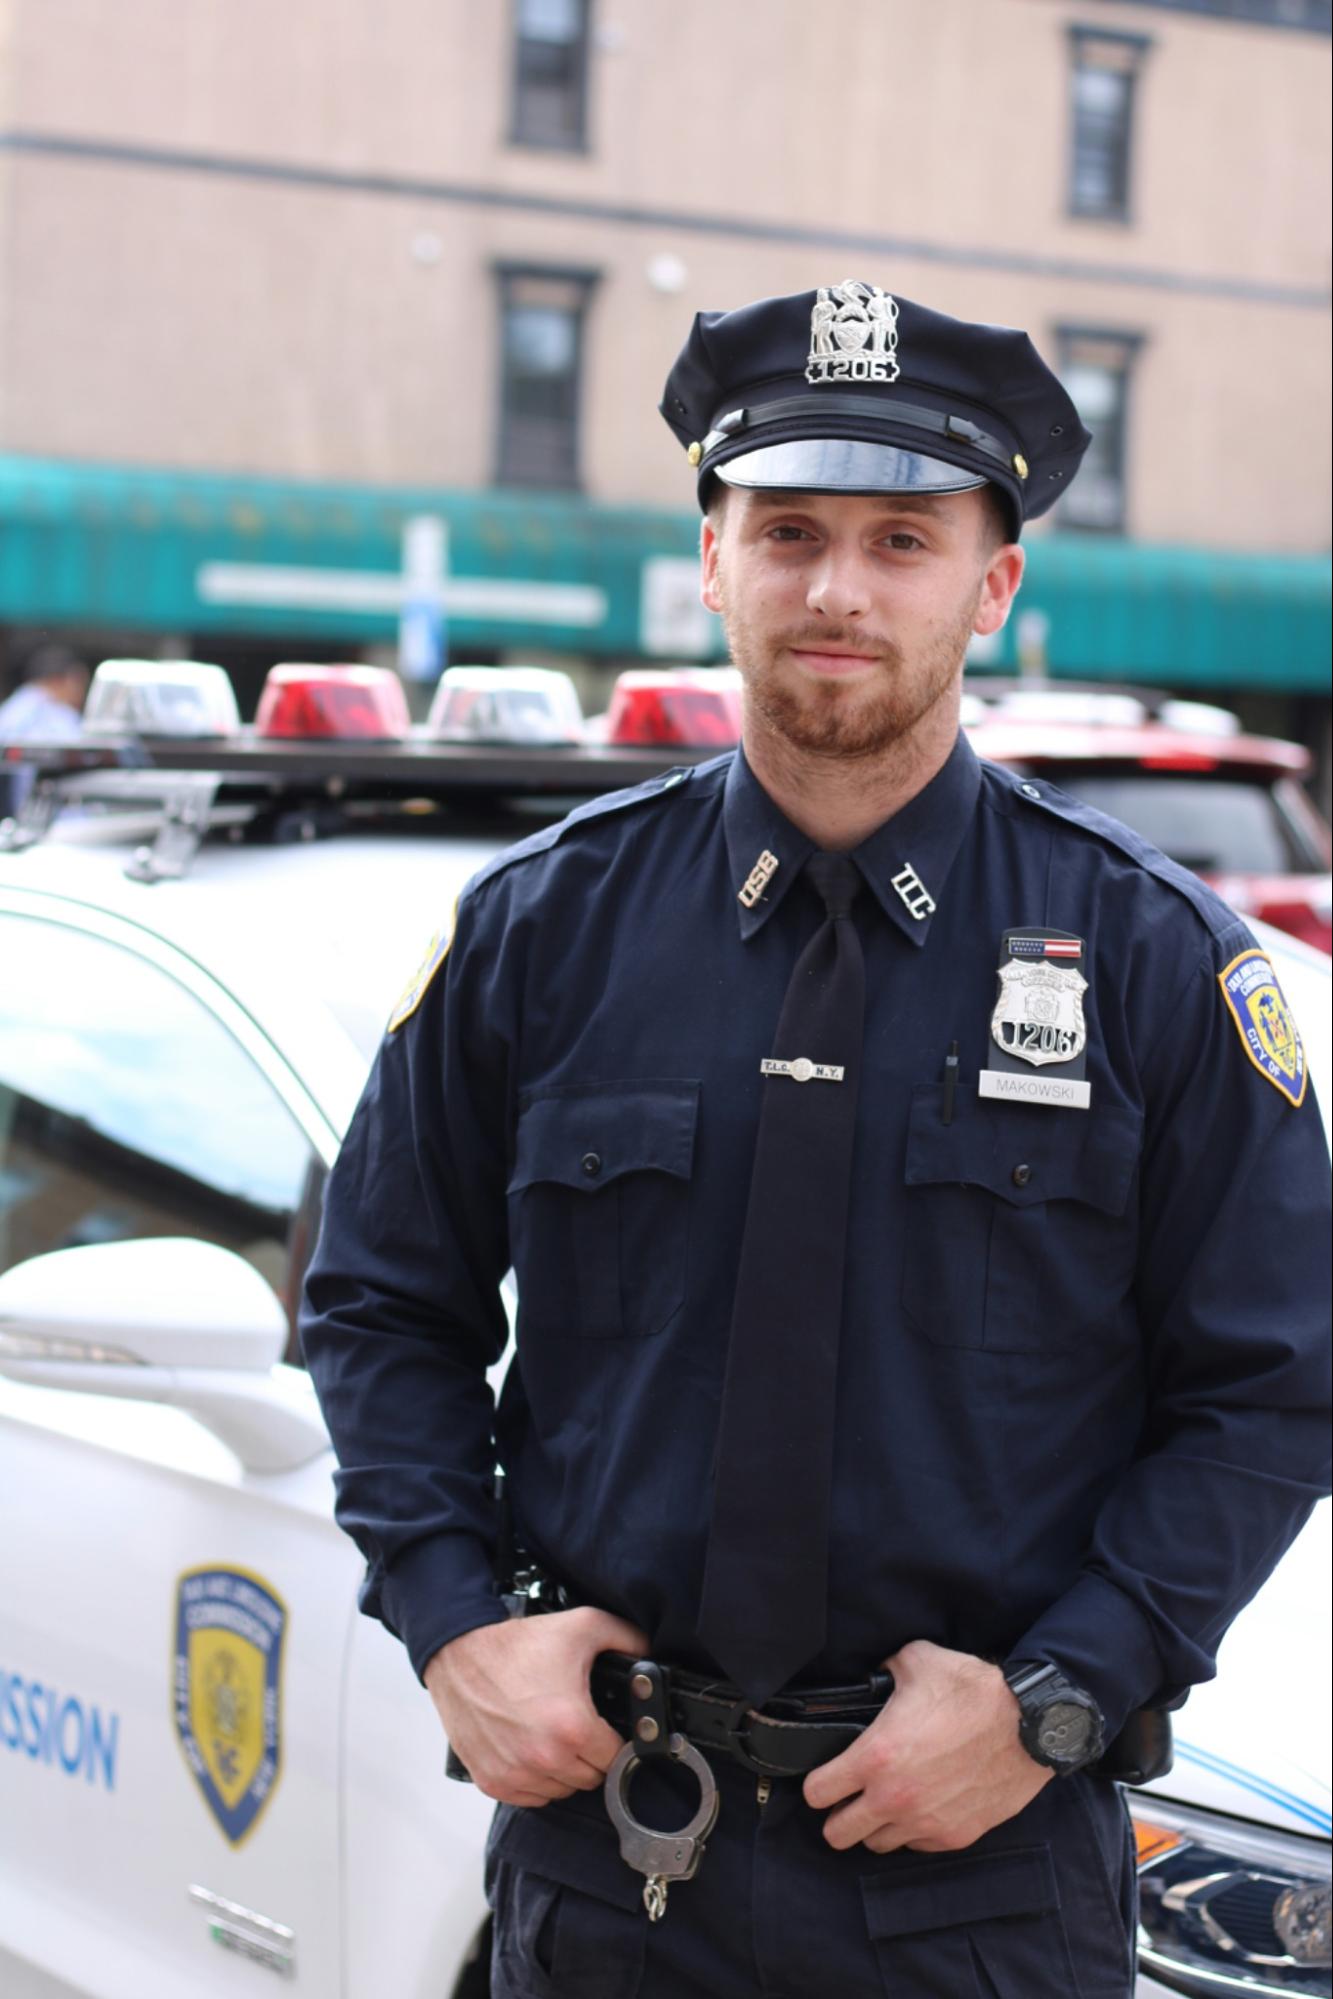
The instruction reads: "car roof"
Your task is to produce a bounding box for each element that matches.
[966,720,1312,776]
[0,812,507,1065]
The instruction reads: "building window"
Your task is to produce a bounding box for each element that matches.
[495,267,598,490]
[1056,329,1143,534]
[1068,29,1150,221]
[511,0,591,151]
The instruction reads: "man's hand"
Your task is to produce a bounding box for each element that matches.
[802,1638,1052,1852]
[423,1607,650,1807]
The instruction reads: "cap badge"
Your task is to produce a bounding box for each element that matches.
[806,280,900,387]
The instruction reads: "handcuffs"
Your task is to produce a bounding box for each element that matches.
[601,1659,720,1922]
[448,1568,724,1923]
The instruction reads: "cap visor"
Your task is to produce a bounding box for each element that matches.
[714,438,989,497]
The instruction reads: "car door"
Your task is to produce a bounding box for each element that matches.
[0,896,361,1998]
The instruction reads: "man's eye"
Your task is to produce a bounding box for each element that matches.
[766,524,812,542]
[884,532,924,551]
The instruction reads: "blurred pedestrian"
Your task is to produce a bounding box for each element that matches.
[0,645,89,819]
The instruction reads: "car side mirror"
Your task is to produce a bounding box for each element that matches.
[0,1238,328,1472]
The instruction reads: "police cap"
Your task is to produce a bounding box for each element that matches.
[659,281,1091,537]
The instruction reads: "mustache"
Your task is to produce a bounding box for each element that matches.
[779,626,900,660]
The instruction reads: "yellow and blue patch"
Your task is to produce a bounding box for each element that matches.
[173,1566,286,1846]
[1218,948,1307,1107]
[388,905,456,1032]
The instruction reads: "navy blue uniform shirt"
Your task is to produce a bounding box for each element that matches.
[302,737,1332,1735]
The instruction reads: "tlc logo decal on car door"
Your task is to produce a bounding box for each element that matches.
[173,1567,287,1845]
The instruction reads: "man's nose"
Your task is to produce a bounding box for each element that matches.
[805,546,871,621]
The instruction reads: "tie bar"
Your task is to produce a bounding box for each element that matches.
[760,1058,845,1083]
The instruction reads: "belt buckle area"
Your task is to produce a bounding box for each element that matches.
[603,1735,720,1922]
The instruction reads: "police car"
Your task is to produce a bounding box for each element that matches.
[0,663,1328,1998]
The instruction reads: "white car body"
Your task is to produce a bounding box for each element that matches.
[0,799,1328,1999]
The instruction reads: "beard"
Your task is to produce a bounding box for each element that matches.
[719,589,979,762]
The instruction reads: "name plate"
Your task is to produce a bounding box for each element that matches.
[978,1069,1091,1111]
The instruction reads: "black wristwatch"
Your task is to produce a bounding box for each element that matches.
[1003,1661,1105,1774]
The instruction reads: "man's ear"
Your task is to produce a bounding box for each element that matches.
[973,543,1026,637]
[701,515,723,615]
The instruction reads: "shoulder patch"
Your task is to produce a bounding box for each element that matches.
[388,905,456,1031]
[1218,947,1307,1106]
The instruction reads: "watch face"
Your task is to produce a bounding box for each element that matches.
[1037,1700,1094,1762]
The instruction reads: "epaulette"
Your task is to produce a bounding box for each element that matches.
[985,761,1243,944]
[464,753,729,900]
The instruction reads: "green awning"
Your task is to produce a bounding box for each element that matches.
[1013,536,1331,691]
[1,454,1328,689]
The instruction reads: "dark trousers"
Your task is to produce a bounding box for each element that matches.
[486,1752,1137,1998]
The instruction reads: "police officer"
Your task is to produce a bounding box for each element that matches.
[302,283,1331,1998]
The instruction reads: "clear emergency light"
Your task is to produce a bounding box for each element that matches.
[83,660,241,738]
[606,669,742,748]
[254,664,411,740]
[426,666,584,745]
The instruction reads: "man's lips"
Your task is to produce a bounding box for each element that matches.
[786,646,882,678]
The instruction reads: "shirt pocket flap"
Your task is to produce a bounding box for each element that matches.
[509,1081,700,1196]
[490,1798,645,1914]
[861,1845,1058,1940]
[905,1084,1142,1217]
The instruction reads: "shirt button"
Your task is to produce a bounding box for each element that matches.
[580,1152,603,1178]
[1020,782,1041,801]
[1012,1163,1032,1188]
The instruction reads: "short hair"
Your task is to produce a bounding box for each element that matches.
[24,644,88,686]
[976,483,1013,552]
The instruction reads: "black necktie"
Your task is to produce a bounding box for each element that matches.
[697,852,865,1701]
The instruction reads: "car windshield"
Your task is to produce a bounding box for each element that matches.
[1037,772,1313,875]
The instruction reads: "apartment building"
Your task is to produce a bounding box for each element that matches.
[0,0,1328,727]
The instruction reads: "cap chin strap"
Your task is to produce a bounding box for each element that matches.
[703,392,1014,474]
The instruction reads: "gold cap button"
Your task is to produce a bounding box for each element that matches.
[1013,452,1029,480]
[687,442,703,466]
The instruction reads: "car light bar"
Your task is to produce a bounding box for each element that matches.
[426,665,584,745]
[83,659,241,738]
[255,663,411,741]
[606,669,742,748]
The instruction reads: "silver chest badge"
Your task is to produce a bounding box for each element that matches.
[979,929,1092,1110]
[990,958,1087,1068]
[806,280,900,386]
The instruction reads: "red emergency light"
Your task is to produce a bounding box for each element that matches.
[254,664,411,741]
[605,671,742,748]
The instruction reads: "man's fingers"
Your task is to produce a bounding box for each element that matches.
[803,1740,868,1811]
[584,1713,632,1773]
[819,1793,885,1851]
